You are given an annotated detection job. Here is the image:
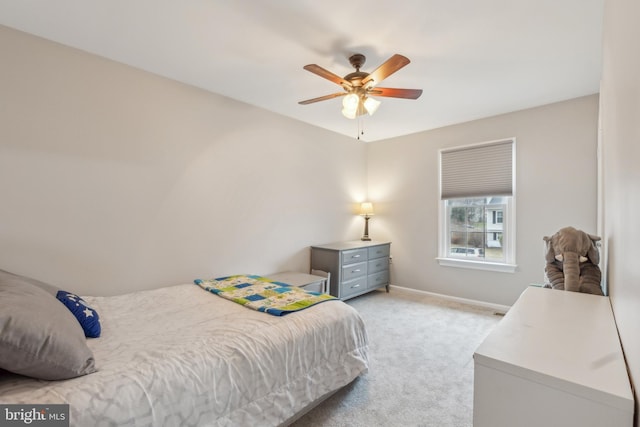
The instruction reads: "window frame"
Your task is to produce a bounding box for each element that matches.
[437,138,517,273]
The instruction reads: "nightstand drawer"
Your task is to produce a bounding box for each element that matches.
[368,245,390,259]
[368,270,389,289]
[341,277,367,298]
[342,248,368,265]
[342,261,367,282]
[368,257,389,274]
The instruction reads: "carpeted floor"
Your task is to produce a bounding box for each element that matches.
[291,287,502,427]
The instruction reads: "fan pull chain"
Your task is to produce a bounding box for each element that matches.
[356,117,365,140]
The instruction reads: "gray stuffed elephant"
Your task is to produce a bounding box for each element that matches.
[543,226,603,295]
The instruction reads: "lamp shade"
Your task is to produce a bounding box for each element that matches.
[363,97,381,115]
[359,202,374,216]
[341,107,357,119]
[342,93,359,109]
[342,93,360,119]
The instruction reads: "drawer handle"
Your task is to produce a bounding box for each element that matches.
[352,269,361,273]
[352,254,361,258]
[351,283,361,289]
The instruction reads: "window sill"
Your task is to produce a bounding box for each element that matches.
[436,257,517,273]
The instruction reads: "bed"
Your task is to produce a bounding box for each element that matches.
[0,272,369,426]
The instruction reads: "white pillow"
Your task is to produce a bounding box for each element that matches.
[0,270,96,380]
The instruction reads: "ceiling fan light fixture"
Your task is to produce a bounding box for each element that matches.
[342,93,360,119]
[341,107,357,119]
[363,96,381,115]
[342,93,359,109]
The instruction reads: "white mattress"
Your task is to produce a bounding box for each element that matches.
[0,284,369,426]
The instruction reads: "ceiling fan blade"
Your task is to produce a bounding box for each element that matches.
[361,54,411,87]
[298,92,346,105]
[303,64,352,88]
[367,87,423,99]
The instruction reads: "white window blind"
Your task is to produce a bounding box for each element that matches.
[440,139,514,200]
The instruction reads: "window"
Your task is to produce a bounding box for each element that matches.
[438,138,516,272]
[491,210,503,224]
[446,197,505,261]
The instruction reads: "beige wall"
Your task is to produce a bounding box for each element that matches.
[0,26,367,296]
[0,24,602,311]
[601,0,640,422]
[367,95,599,306]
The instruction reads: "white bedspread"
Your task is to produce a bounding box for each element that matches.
[0,284,369,426]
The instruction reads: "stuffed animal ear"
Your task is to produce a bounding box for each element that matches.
[587,234,600,265]
[543,235,556,263]
[588,233,601,242]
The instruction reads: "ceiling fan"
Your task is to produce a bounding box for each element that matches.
[299,53,423,119]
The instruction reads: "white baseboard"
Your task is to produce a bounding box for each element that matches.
[389,284,511,313]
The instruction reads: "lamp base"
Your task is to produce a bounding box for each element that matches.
[361,216,371,241]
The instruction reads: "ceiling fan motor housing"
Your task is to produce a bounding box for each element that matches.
[348,53,366,70]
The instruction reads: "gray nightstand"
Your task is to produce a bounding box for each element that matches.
[310,241,391,300]
[268,271,329,294]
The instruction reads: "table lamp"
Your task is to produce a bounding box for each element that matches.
[359,202,374,241]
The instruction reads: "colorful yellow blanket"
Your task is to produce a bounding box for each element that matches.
[194,274,337,316]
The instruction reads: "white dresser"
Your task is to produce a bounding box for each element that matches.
[310,241,390,300]
[473,286,633,427]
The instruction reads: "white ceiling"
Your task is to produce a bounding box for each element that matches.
[0,0,604,142]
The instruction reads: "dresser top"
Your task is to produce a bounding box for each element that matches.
[474,286,633,411]
[311,240,391,251]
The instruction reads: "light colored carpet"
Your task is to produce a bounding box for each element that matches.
[291,287,502,427]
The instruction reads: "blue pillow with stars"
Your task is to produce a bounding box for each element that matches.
[56,291,101,338]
